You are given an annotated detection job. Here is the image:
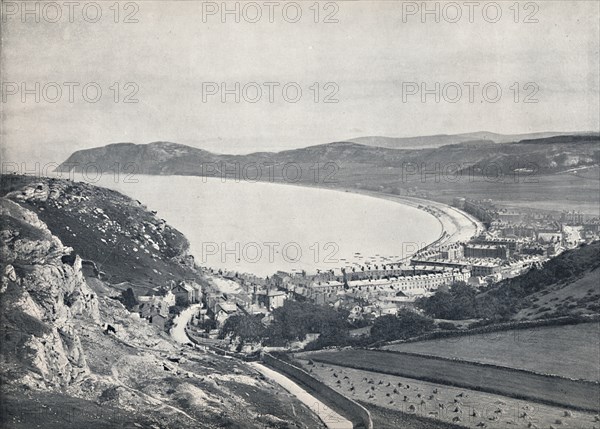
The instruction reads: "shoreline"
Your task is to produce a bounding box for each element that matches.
[338,188,485,250]
[198,180,485,281]
[248,179,485,258]
[192,177,485,278]
[47,171,485,275]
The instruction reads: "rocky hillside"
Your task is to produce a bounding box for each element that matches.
[1,198,100,390]
[0,175,326,428]
[1,175,200,295]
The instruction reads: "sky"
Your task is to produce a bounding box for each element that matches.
[1,0,599,165]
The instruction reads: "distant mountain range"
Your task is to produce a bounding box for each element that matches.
[348,131,598,150]
[56,133,600,180]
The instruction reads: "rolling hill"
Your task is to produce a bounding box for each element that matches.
[348,131,597,150]
[54,133,600,214]
[57,134,600,177]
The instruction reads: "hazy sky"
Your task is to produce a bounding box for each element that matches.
[2,0,599,164]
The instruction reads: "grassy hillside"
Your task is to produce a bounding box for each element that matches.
[1,174,201,292]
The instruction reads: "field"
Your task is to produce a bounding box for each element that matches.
[359,401,463,429]
[298,360,600,429]
[300,349,600,411]
[383,323,600,381]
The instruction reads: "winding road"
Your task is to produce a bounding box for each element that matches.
[170,304,352,428]
[170,303,201,344]
[250,362,353,429]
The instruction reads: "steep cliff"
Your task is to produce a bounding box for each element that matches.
[1,198,100,389]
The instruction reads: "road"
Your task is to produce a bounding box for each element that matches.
[249,362,353,429]
[170,303,201,344]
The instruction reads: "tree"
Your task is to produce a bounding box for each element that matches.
[264,301,350,347]
[199,317,217,333]
[370,309,434,342]
[415,282,478,320]
[120,288,138,310]
[219,314,266,345]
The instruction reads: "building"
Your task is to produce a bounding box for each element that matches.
[148,313,167,329]
[307,280,345,295]
[135,293,172,328]
[561,210,586,225]
[497,210,523,223]
[441,243,464,259]
[537,230,563,243]
[472,236,524,254]
[464,244,509,260]
[172,281,197,305]
[214,302,238,326]
[266,290,287,309]
[253,288,288,309]
[470,261,503,277]
[304,268,471,305]
[271,271,293,288]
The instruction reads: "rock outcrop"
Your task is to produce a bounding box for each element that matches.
[1,198,99,389]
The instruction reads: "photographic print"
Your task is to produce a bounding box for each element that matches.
[1,1,599,428]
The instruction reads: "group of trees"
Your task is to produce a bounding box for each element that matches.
[415,282,479,320]
[415,281,515,322]
[218,301,351,348]
[218,302,439,349]
[219,314,265,345]
[266,301,350,347]
[369,309,435,343]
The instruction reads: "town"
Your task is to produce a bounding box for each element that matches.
[126,196,600,352]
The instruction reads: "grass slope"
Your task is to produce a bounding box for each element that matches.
[383,322,600,381]
[1,174,201,290]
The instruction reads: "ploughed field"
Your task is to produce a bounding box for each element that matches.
[382,323,600,382]
[297,360,600,429]
[301,349,600,412]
